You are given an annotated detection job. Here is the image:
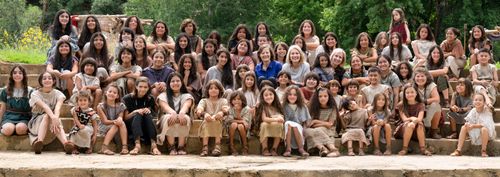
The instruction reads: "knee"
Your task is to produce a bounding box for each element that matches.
[237,123,245,130]
[230,122,238,129]
[481,127,489,134]
[406,122,416,129]
[15,123,28,135]
[385,124,392,131]
[1,124,15,136]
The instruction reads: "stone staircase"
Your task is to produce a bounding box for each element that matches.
[1,63,500,156]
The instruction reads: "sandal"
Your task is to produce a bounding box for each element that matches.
[373,149,382,156]
[100,144,115,155]
[299,149,309,158]
[262,147,271,156]
[270,148,279,156]
[420,146,432,156]
[151,146,161,155]
[32,140,44,154]
[72,149,80,155]
[129,144,141,155]
[169,146,178,155]
[326,149,340,157]
[450,149,462,156]
[398,147,408,156]
[383,149,392,155]
[177,146,187,155]
[282,149,292,157]
[63,142,75,155]
[85,148,93,154]
[481,149,488,157]
[212,144,222,157]
[200,145,209,157]
[358,148,365,156]
[120,145,129,155]
[446,132,458,139]
[242,146,249,156]
[319,146,329,157]
[230,145,238,156]
[347,148,355,156]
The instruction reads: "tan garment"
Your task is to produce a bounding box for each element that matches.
[417,83,442,127]
[197,98,228,138]
[258,113,285,143]
[28,89,66,145]
[304,109,336,150]
[156,93,194,145]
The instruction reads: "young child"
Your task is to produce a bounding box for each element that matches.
[255,87,285,156]
[368,93,393,155]
[231,39,255,71]
[282,85,311,157]
[312,53,335,87]
[238,71,259,115]
[196,80,229,156]
[300,72,320,103]
[360,67,390,108]
[389,8,410,44]
[343,80,365,108]
[275,71,291,102]
[234,64,250,91]
[326,80,343,110]
[97,83,129,155]
[304,87,341,157]
[469,25,492,66]
[109,47,142,96]
[68,91,99,154]
[447,78,473,139]
[341,98,370,156]
[470,49,498,108]
[226,91,252,155]
[450,94,497,157]
[72,57,102,109]
[395,85,431,156]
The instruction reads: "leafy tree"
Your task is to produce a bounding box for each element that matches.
[90,0,126,14]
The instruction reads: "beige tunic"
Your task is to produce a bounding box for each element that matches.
[157,92,194,145]
[259,108,284,143]
[304,109,337,150]
[197,98,229,138]
[28,89,66,145]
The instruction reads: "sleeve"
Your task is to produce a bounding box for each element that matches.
[28,91,40,107]
[157,92,168,104]
[55,90,66,101]
[390,73,402,87]
[302,107,312,123]
[181,93,194,105]
[109,65,119,73]
[464,109,476,123]
[403,46,413,59]
[241,107,252,125]
[197,99,207,112]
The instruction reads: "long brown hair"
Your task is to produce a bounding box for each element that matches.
[7,65,28,97]
[254,87,284,131]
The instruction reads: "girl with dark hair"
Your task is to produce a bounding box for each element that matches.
[368,93,393,155]
[394,85,431,156]
[395,61,413,86]
[301,72,320,103]
[440,27,466,80]
[133,36,152,69]
[205,49,234,90]
[68,91,99,154]
[178,54,202,103]
[46,40,79,98]
[157,72,194,155]
[123,16,145,37]
[351,32,378,68]
[275,71,291,102]
[425,46,450,107]
[142,50,174,97]
[255,87,284,156]
[471,49,498,108]
[381,32,412,67]
[411,24,436,62]
[282,85,311,157]
[196,80,229,156]
[206,30,223,49]
[78,16,101,51]
[197,39,218,81]
[180,19,203,53]
[28,72,74,154]
[291,35,308,55]
[312,52,334,86]
[413,68,442,139]
[0,65,33,136]
[304,87,340,157]
[109,47,142,96]
[447,78,473,139]
[147,21,175,52]
[114,28,135,59]
[72,58,102,109]
[469,25,493,66]
[274,42,288,64]
[341,55,369,88]
[254,22,272,49]
[228,24,253,52]
[389,8,411,44]
[315,32,338,58]
[230,39,255,71]
[82,32,112,84]
[298,20,320,64]
[123,77,160,155]
[377,55,402,107]
[340,98,370,156]
[226,91,252,155]
[48,9,79,57]
[234,65,250,92]
[173,33,196,71]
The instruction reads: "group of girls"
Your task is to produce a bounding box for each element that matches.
[0,8,497,157]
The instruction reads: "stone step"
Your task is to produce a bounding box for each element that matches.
[442,108,500,123]
[441,122,500,139]
[0,63,46,75]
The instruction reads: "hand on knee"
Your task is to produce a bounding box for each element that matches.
[407,122,416,129]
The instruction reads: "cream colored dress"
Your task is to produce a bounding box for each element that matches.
[156,92,194,145]
[28,89,66,145]
[197,98,229,138]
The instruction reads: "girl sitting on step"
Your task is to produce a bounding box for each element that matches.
[255,86,285,156]
[226,91,252,155]
[341,98,370,156]
[451,93,497,157]
[68,90,98,154]
[282,85,310,157]
[97,83,128,155]
[470,48,498,109]
[71,57,102,110]
[447,78,473,139]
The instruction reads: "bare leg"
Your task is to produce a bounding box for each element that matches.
[372,125,381,149]
[384,124,392,154]
[292,127,308,156]
[1,123,15,136]
[15,123,28,135]
[284,126,292,153]
[229,122,237,154]
[481,127,489,157]
[237,124,248,154]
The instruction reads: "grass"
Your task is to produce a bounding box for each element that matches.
[0,48,46,64]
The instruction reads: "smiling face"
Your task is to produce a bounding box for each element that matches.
[319,56,329,68]
[41,73,54,88]
[84,64,95,75]
[77,96,90,108]
[278,74,289,86]
[183,57,193,70]
[263,90,275,105]
[351,56,362,70]
[289,48,301,64]
[414,72,427,86]
[169,75,182,93]
[472,94,485,108]
[237,28,246,40]
[302,22,312,35]
[419,27,428,40]
[431,48,441,63]
[204,43,215,55]
[136,81,149,97]
[326,36,337,48]
[152,52,165,67]
[93,35,104,50]
[404,86,417,102]
[399,64,409,78]
[318,90,329,106]
[105,86,119,102]
[208,84,220,98]
[260,48,271,62]
[472,27,482,39]
[86,17,96,30]
[12,67,24,83]
[306,77,318,88]
[359,35,369,48]
[231,95,243,108]
[237,42,248,54]
[134,38,145,50]
[456,82,465,95]
[58,43,70,56]
[217,52,228,66]
[347,85,358,95]
[185,23,194,34]
[276,45,287,58]
[258,24,267,35]
[128,17,138,31]
[368,72,380,84]
[238,68,248,79]
[120,50,132,64]
[331,51,344,66]
[478,52,491,64]
[391,34,399,46]
[121,32,132,41]
[287,88,298,104]
[377,57,390,71]
[329,85,339,94]
[375,95,386,109]
[59,12,70,26]
[294,39,304,48]
[257,36,269,47]
[446,30,456,41]
[155,23,166,36]
[179,36,188,49]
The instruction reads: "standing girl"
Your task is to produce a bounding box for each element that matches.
[298,20,320,64]
[282,85,310,157]
[351,32,378,68]
[395,85,432,156]
[440,27,466,80]
[0,65,33,136]
[180,19,203,53]
[28,72,74,154]
[97,83,129,155]
[72,57,102,109]
[447,78,473,139]
[341,98,370,156]
[123,77,160,155]
[231,39,255,71]
[255,87,284,156]
[304,87,341,157]
[204,49,234,90]
[471,49,498,108]
[196,80,229,156]
[312,53,335,87]
[109,47,142,96]
[450,94,496,157]
[381,32,412,67]
[281,45,311,87]
[368,93,393,155]
[157,73,194,155]
[226,91,252,155]
[68,91,98,154]
[46,40,79,98]
[389,8,411,44]
[469,25,492,66]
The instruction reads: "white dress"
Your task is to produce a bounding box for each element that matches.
[464,107,496,145]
